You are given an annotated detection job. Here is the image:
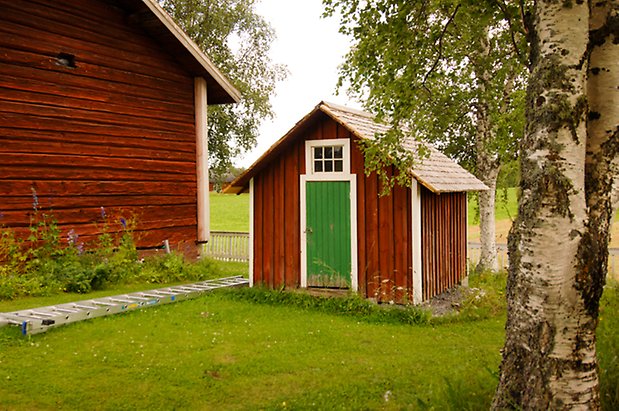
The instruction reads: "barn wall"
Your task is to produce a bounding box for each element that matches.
[252,114,413,303]
[0,0,198,252]
[420,188,468,300]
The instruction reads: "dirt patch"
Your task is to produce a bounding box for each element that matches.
[421,285,481,317]
[469,219,619,248]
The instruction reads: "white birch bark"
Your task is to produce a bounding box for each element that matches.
[493,0,597,408]
[474,30,500,272]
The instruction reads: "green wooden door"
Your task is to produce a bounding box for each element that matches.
[305,181,351,288]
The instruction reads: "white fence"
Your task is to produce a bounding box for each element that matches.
[203,231,250,262]
[204,232,619,280]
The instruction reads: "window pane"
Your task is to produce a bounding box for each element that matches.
[334,160,343,172]
[324,160,333,172]
[314,147,323,159]
[324,147,333,159]
[333,146,343,159]
[314,161,323,172]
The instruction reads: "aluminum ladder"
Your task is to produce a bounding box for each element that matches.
[0,275,249,336]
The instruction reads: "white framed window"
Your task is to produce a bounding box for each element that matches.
[305,138,351,176]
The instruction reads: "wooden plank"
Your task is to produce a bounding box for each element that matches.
[0,195,195,211]
[406,188,413,302]
[283,145,299,288]
[0,84,194,124]
[0,135,193,161]
[3,1,184,67]
[262,167,275,288]
[273,157,285,288]
[0,72,193,117]
[253,173,264,286]
[0,154,195,179]
[350,135,367,297]
[377,168,395,302]
[321,116,337,140]
[26,0,157,41]
[0,112,193,143]
[393,181,407,303]
[365,171,379,299]
[0,180,196,197]
[0,61,191,107]
[0,204,196,227]
[0,17,192,85]
[0,100,194,135]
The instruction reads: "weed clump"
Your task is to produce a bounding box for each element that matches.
[0,205,221,300]
[222,287,431,325]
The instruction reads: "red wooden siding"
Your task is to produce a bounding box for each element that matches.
[0,0,198,251]
[356,164,412,303]
[420,188,467,300]
[252,114,413,303]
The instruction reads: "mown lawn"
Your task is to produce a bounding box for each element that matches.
[0,292,504,410]
[210,192,249,232]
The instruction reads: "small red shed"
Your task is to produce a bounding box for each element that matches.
[0,0,240,257]
[226,102,487,303]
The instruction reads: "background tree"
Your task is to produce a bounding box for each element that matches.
[160,0,287,177]
[324,0,527,271]
[492,0,618,407]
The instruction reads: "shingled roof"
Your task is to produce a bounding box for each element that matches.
[226,101,488,193]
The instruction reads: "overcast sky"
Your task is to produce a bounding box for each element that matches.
[237,0,359,168]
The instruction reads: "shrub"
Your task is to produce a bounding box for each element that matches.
[1,210,225,300]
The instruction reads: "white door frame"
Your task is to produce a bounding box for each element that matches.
[300,138,357,291]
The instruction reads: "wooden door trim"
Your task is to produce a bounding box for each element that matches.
[300,175,358,291]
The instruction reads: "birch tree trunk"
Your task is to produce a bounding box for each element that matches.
[494,1,619,407]
[474,30,500,272]
[476,113,500,272]
[493,0,601,408]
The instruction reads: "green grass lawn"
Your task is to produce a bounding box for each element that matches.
[1,268,617,409]
[210,192,249,232]
[0,293,504,410]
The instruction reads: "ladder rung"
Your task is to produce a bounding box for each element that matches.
[72,304,98,310]
[53,307,81,314]
[30,311,57,318]
[92,301,116,307]
[108,298,133,303]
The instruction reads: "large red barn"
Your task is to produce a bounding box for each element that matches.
[226,102,487,303]
[0,0,240,257]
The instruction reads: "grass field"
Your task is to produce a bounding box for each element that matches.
[0,274,617,410]
[210,193,250,232]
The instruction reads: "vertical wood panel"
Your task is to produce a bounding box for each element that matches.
[406,188,413,302]
[365,172,379,299]
[273,158,285,288]
[377,169,395,302]
[254,173,264,286]
[421,189,468,300]
[393,180,407,302]
[283,144,300,288]
[262,166,275,289]
[350,135,367,297]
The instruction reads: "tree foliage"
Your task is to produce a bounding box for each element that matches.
[323,0,527,183]
[160,0,287,176]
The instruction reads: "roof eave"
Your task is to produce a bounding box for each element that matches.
[139,0,241,104]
